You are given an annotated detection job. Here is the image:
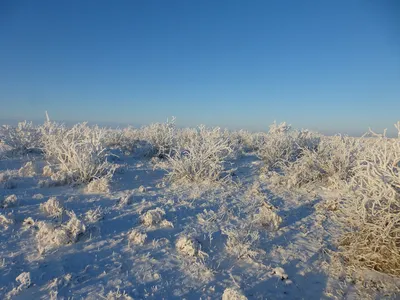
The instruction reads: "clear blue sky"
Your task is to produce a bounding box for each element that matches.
[0,0,399,135]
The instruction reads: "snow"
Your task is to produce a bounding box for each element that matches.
[0,133,398,299]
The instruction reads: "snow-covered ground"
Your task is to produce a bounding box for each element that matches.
[0,122,399,300]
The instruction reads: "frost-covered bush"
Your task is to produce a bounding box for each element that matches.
[230,130,268,153]
[40,121,115,184]
[103,128,127,149]
[140,117,176,158]
[277,135,362,189]
[256,122,320,170]
[103,127,141,153]
[255,122,294,168]
[165,125,234,184]
[336,128,400,276]
[0,121,42,154]
[230,130,255,152]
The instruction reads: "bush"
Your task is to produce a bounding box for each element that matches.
[336,131,400,276]
[256,122,320,170]
[40,122,115,184]
[277,135,362,189]
[103,127,140,153]
[164,125,234,184]
[0,121,42,154]
[139,117,176,158]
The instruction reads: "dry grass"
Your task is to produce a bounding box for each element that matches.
[272,135,362,189]
[223,224,260,259]
[222,288,248,300]
[164,125,234,184]
[253,202,282,231]
[0,213,14,229]
[0,121,42,154]
[175,235,207,258]
[141,208,166,227]
[1,194,18,208]
[18,161,37,177]
[85,177,111,194]
[0,171,18,189]
[41,121,115,184]
[336,135,400,276]
[40,197,65,220]
[127,229,147,246]
[85,207,104,224]
[36,210,86,254]
[256,122,320,170]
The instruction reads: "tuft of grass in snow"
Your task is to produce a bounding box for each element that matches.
[6,272,32,298]
[0,171,18,189]
[85,177,111,194]
[104,289,133,300]
[253,202,282,231]
[36,221,70,254]
[22,217,36,229]
[141,208,166,227]
[118,192,135,207]
[85,207,104,224]
[1,194,18,208]
[223,224,260,260]
[222,288,248,300]
[42,165,55,177]
[18,161,37,177]
[175,235,207,259]
[127,229,147,246]
[40,197,64,220]
[36,210,86,254]
[0,213,14,229]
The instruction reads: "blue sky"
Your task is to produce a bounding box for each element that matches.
[0,0,399,135]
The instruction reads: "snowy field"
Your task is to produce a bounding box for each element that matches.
[0,120,399,299]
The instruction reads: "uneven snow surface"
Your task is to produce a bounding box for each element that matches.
[0,146,398,299]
